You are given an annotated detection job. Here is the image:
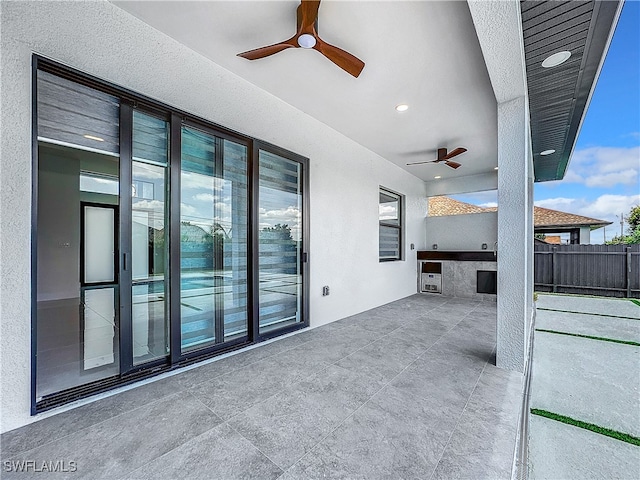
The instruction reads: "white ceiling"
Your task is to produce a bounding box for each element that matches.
[113,0,498,182]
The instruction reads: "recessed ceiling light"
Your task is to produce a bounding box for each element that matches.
[395,104,409,112]
[83,134,104,142]
[542,51,571,68]
[434,175,441,179]
[494,167,499,170]
[540,149,556,156]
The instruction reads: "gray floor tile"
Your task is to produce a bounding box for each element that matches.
[3,393,222,479]
[288,364,383,422]
[335,335,428,385]
[285,385,451,479]
[391,350,488,411]
[1,375,184,458]
[124,423,282,480]
[528,414,640,480]
[284,326,380,365]
[432,381,519,480]
[228,391,337,470]
[431,450,512,480]
[189,366,291,421]
[228,364,383,469]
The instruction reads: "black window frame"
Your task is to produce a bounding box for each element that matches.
[379,187,404,262]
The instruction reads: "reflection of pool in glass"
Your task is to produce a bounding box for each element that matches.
[134,275,226,294]
[131,272,302,347]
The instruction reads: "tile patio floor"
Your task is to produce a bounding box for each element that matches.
[1,294,523,479]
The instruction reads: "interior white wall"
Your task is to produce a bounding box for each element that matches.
[0,1,427,432]
[425,212,498,251]
[37,154,81,301]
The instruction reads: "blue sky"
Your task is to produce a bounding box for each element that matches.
[454,2,639,243]
[534,0,640,242]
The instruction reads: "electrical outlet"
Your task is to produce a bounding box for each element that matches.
[322,286,330,296]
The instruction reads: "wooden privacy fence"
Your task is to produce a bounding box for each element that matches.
[534,244,640,298]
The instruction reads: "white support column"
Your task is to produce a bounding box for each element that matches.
[497,95,534,372]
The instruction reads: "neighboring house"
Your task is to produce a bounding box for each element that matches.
[533,206,612,244]
[429,196,612,244]
[0,1,621,432]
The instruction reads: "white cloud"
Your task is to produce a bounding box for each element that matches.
[181,171,224,193]
[575,194,639,222]
[479,202,498,208]
[566,146,640,188]
[534,197,578,209]
[584,169,638,188]
[259,206,302,240]
[193,193,217,203]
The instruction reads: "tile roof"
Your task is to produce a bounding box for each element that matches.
[428,196,612,228]
[533,206,611,228]
[428,196,487,216]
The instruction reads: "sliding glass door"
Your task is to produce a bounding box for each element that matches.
[130,111,170,365]
[33,59,308,410]
[180,126,249,353]
[257,148,308,336]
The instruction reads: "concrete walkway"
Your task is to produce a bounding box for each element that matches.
[529,294,640,479]
[1,295,523,479]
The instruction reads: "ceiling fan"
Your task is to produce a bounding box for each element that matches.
[237,0,365,78]
[406,147,467,169]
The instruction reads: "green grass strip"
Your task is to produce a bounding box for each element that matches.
[535,328,640,347]
[530,409,640,447]
[631,299,640,308]
[536,307,639,321]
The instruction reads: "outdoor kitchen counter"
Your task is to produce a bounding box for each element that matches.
[418,251,497,299]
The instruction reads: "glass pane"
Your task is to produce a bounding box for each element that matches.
[379,225,400,259]
[133,110,169,165]
[83,287,117,369]
[180,129,249,351]
[379,190,399,225]
[181,127,217,351]
[84,206,115,283]
[132,157,169,364]
[36,141,120,399]
[37,70,119,154]
[222,140,249,341]
[258,150,303,334]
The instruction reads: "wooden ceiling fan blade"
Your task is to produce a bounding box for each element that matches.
[445,160,461,169]
[444,147,467,160]
[314,38,365,77]
[298,0,321,32]
[237,40,297,60]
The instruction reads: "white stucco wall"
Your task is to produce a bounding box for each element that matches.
[425,212,498,251]
[0,1,427,432]
[469,0,533,373]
